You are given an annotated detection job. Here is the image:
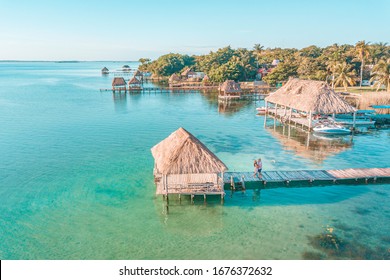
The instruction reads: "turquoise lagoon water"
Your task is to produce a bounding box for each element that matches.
[0,62,389,260]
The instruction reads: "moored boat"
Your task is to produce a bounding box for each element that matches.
[256,107,267,114]
[313,124,351,135]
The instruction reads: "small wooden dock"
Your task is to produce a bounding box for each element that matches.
[224,168,390,187]
[100,86,217,93]
[266,108,311,129]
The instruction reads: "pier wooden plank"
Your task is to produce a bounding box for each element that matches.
[223,168,390,185]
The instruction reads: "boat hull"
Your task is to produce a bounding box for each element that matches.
[313,128,351,135]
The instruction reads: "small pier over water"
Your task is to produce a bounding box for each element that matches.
[224,168,390,189]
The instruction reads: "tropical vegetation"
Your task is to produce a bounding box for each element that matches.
[139,42,390,88]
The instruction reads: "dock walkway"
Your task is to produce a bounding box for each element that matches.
[224,168,390,186]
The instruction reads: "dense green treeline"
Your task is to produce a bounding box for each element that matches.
[139,41,390,90]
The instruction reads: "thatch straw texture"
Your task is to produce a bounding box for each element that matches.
[151,127,227,174]
[219,80,242,94]
[128,76,140,85]
[169,73,180,83]
[134,70,143,77]
[265,78,356,114]
[112,77,126,86]
[181,67,191,77]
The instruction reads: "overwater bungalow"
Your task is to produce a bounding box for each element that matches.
[264,78,357,130]
[218,80,242,99]
[128,76,142,89]
[151,127,227,199]
[168,73,181,87]
[122,65,131,72]
[111,77,127,92]
[134,70,143,82]
[101,67,109,75]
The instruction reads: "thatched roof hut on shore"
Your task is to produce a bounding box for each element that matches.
[264,78,357,129]
[218,80,242,97]
[181,67,192,78]
[112,77,126,91]
[151,127,227,196]
[169,73,181,86]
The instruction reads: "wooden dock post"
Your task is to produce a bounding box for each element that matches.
[241,175,246,190]
[230,176,235,190]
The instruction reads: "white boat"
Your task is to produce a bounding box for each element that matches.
[313,124,351,135]
[256,107,267,114]
[334,119,376,127]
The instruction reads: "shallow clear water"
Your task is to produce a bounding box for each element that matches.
[0,62,389,259]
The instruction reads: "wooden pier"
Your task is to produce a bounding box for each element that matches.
[100,86,270,99]
[265,108,312,130]
[100,86,216,93]
[224,168,390,187]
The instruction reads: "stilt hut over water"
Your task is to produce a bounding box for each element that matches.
[218,80,242,98]
[134,70,143,82]
[101,67,109,74]
[264,78,357,130]
[112,77,126,91]
[151,127,227,197]
[128,76,142,89]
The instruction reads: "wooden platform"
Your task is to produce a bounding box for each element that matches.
[224,168,390,186]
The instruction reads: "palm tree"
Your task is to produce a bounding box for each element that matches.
[333,62,357,91]
[326,59,339,88]
[253,44,264,68]
[370,42,389,64]
[370,59,390,91]
[355,40,371,87]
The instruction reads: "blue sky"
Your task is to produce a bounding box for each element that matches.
[0,0,389,60]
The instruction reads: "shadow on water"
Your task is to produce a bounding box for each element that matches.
[223,182,372,207]
[200,91,253,116]
[112,92,127,113]
[154,195,225,236]
[265,123,354,163]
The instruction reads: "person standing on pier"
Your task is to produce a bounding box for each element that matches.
[257,158,263,178]
[253,160,260,179]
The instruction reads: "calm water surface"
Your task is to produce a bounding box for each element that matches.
[0,62,389,259]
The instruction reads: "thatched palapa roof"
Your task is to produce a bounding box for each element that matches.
[265,78,356,114]
[128,77,140,85]
[112,77,126,86]
[219,80,242,94]
[134,70,143,77]
[169,73,181,83]
[181,67,191,77]
[151,127,227,174]
[101,67,109,71]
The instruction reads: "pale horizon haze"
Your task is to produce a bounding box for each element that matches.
[1,0,389,61]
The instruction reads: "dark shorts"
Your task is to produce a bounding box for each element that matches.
[258,168,262,173]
